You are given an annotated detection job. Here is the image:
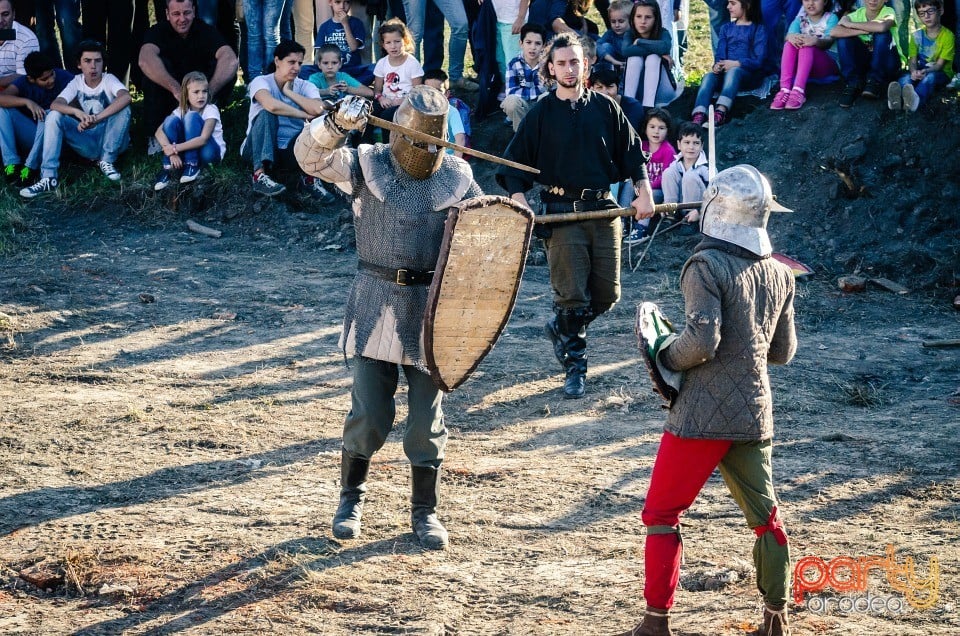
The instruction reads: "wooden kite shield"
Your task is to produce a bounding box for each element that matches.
[424,195,534,392]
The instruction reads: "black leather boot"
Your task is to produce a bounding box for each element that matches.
[332,448,369,539]
[563,330,587,398]
[557,308,589,399]
[544,315,569,369]
[410,465,448,550]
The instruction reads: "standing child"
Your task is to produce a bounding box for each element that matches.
[623,0,676,109]
[597,0,633,70]
[309,44,375,100]
[20,39,132,199]
[830,0,904,107]
[501,23,547,131]
[661,121,709,225]
[888,0,955,112]
[153,72,226,191]
[373,19,424,118]
[493,0,530,82]
[771,0,840,110]
[691,0,767,126]
[315,0,375,85]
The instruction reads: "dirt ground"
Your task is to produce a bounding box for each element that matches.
[1,84,958,635]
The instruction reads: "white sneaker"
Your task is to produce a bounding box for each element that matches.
[901,84,920,112]
[948,75,960,90]
[20,177,58,199]
[98,160,121,182]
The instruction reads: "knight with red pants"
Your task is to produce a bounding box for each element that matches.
[623,165,797,636]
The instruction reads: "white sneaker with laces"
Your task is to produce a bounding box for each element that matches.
[20,177,58,199]
[98,160,121,182]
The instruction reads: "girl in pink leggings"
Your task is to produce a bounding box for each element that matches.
[771,0,840,110]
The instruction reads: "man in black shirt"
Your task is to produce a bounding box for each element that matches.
[138,0,238,149]
[497,33,656,399]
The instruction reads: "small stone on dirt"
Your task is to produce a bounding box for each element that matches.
[19,563,65,590]
[138,293,155,303]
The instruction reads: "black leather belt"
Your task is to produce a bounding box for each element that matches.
[543,186,611,200]
[358,259,434,286]
[543,198,617,214]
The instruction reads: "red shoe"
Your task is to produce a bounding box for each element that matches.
[770,88,790,110]
[713,108,727,126]
[691,112,706,126]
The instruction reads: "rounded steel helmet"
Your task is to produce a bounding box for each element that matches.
[391,85,449,179]
[698,165,792,257]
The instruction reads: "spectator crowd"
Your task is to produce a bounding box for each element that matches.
[1,0,956,205]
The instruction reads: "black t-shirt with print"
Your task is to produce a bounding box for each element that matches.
[143,19,227,80]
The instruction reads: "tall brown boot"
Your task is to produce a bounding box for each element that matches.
[617,607,673,636]
[332,448,369,539]
[754,605,790,636]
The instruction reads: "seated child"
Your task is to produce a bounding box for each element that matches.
[597,0,633,71]
[315,0,375,85]
[887,0,954,112]
[20,40,132,199]
[309,44,375,100]
[691,0,767,126]
[153,71,226,191]
[830,0,904,107]
[0,52,73,188]
[661,121,709,225]
[622,0,678,109]
[423,69,467,156]
[626,108,677,243]
[501,23,547,132]
[771,0,839,110]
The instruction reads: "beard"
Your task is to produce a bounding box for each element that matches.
[555,74,581,90]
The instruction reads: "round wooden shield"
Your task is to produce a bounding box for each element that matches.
[423,196,534,392]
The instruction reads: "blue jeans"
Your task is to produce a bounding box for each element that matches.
[0,108,45,169]
[35,0,82,68]
[243,0,286,80]
[837,31,900,86]
[40,108,131,179]
[422,0,446,72]
[693,66,762,111]
[195,0,219,25]
[401,0,469,81]
[899,70,948,107]
[161,112,223,168]
[760,0,801,73]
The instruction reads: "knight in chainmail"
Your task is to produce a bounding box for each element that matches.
[294,87,482,550]
[619,166,797,636]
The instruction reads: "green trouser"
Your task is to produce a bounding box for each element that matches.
[719,441,791,609]
[342,356,446,467]
[544,217,621,313]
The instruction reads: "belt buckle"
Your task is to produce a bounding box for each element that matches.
[396,269,409,286]
[572,200,583,213]
[580,188,592,200]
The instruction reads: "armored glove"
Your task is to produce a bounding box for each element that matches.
[333,95,372,131]
[635,302,683,406]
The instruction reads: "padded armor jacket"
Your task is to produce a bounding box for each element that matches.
[661,238,796,441]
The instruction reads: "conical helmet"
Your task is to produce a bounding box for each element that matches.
[699,165,792,257]
[390,85,449,179]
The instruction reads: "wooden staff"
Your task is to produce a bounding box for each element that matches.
[535,201,702,224]
[367,114,540,175]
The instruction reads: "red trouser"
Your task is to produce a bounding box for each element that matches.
[642,431,789,610]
